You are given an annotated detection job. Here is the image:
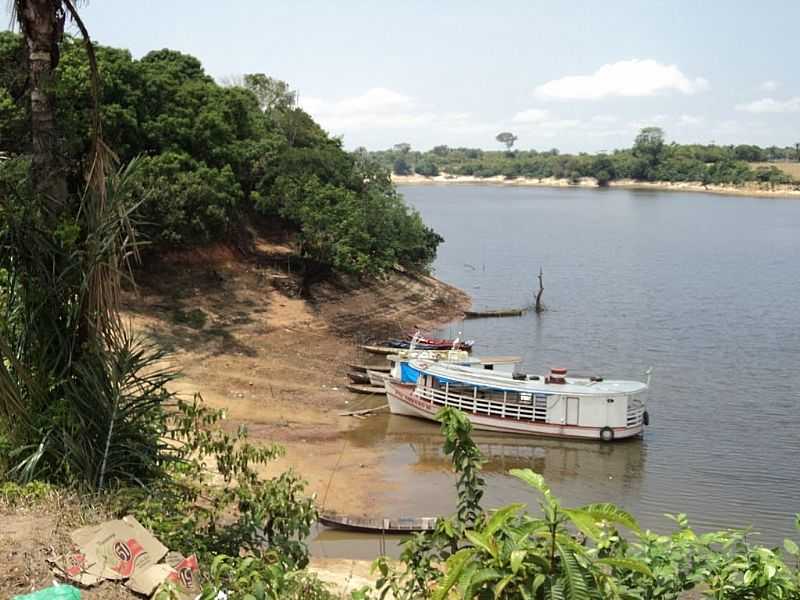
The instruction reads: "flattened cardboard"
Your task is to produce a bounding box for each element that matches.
[126,563,175,596]
[54,515,168,587]
[156,554,201,600]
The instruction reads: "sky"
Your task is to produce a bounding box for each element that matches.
[63,1,800,152]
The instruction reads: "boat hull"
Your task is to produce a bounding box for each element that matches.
[386,381,643,441]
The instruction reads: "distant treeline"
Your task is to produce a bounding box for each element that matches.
[370,130,799,187]
[0,33,440,276]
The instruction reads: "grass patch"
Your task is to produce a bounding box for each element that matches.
[171,308,207,329]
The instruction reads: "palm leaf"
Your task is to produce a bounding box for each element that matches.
[556,542,590,600]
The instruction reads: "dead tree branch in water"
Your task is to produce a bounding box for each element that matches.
[534,267,545,313]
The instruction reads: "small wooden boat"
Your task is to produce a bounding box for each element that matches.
[464,308,525,319]
[383,338,474,351]
[348,363,391,373]
[346,383,386,395]
[361,345,397,355]
[319,513,437,533]
[347,371,371,384]
[367,369,390,387]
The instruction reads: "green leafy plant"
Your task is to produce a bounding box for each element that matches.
[371,408,800,600]
[192,554,335,600]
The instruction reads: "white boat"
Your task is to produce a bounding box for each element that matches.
[386,361,650,442]
[369,350,520,388]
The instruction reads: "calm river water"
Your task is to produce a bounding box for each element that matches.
[312,185,800,558]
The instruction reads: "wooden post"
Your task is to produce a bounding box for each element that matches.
[535,267,545,313]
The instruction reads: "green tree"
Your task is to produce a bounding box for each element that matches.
[496,131,518,151]
[393,156,412,175]
[632,127,666,180]
[243,73,297,112]
[414,158,439,177]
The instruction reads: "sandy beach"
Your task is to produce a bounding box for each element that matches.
[392,173,800,198]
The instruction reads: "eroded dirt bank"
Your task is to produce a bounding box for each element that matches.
[123,234,470,515]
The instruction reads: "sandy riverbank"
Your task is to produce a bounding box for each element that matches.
[392,173,800,198]
[122,234,470,517]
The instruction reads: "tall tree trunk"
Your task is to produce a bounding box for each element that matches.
[17,0,68,212]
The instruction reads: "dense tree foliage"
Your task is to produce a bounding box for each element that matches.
[374,131,799,187]
[0,32,441,275]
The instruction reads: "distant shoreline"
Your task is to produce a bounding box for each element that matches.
[392,173,800,199]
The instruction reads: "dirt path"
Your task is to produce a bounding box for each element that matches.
[123,237,470,515]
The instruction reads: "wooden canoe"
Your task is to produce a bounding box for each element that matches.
[464,308,526,319]
[348,363,391,373]
[346,384,386,395]
[347,371,371,384]
[360,345,396,355]
[319,513,438,533]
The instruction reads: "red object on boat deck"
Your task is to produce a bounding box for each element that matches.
[549,367,567,384]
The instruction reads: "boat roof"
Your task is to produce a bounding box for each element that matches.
[410,360,648,395]
[388,353,522,365]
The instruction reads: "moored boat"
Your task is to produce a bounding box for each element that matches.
[386,361,651,442]
[347,371,371,384]
[319,513,437,533]
[383,338,474,351]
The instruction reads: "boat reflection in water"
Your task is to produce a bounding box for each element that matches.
[312,413,647,560]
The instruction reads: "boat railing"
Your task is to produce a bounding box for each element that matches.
[414,383,644,429]
[414,385,540,421]
[626,399,645,426]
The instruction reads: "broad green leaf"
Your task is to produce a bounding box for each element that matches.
[562,508,602,541]
[494,574,514,599]
[575,503,641,533]
[510,549,527,574]
[532,573,546,595]
[463,568,503,599]
[465,530,499,561]
[431,548,476,600]
[484,503,525,536]
[510,469,551,498]
[596,557,654,577]
[784,539,799,555]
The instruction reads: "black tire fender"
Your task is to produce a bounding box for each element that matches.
[600,426,615,442]
[643,410,650,426]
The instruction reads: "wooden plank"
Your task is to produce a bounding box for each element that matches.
[339,404,389,417]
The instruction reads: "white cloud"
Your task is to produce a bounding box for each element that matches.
[589,115,619,124]
[512,108,551,124]
[301,89,500,138]
[679,114,704,126]
[511,109,581,137]
[735,97,800,113]
[759,80,779,92]
[302,87,433,131]
[534,59,710,100]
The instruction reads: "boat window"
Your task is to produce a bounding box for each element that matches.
[534,394,547,422]
[484,364,494,370]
